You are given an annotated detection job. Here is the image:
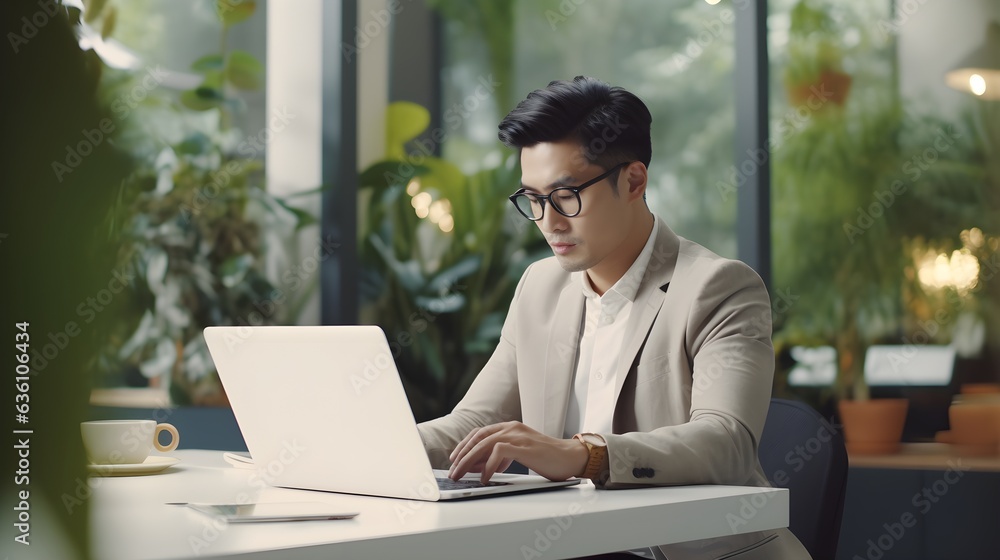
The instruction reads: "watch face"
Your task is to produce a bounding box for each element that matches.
[582,433,606,447]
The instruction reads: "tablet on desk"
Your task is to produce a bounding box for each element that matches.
[184,502,359,523]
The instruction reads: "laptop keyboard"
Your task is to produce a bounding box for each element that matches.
[436,477,510,491]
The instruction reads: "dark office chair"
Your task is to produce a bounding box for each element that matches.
[757,398,849,560]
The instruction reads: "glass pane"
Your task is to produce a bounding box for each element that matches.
[85,1,289,407]
[364,0,739,420]
[441,0,739,257]
[769,0,1000,422]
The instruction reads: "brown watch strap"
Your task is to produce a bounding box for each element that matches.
[573,434,608,479]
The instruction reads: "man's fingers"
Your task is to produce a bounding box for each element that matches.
[449,438,488,480]
[447,422,577,483]
[449,421,523,463]
[448,422,528,480]
[482,443,520,484]
[450,430,510,480]
[449,425,501,477]
[449,428,478,464]
[449,425,493,470]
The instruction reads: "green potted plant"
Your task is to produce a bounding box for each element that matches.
[773,96,901,453]
[358,102,548,421]
[94,0,316,405]
[773,91,985,453]
[772,0,998,455]
[782,0,852,108]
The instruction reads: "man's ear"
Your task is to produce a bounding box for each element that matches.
[624,162,648,202]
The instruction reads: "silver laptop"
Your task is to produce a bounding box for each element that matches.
[203,325,580,501]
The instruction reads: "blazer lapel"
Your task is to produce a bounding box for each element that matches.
[541,274,586,437]
[613,219,680,406]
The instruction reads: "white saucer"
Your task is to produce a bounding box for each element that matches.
[87,456,180,477]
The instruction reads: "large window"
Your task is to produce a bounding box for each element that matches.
[440,0,739,256]
[769,0,1000,422]
[361,0,745,420]
[86,0,318,407]
[361,0,1000,423]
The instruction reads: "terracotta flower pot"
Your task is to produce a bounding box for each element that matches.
[838,398,909,455]
[785,69,853,108]
[936,394,1000,456]
[960,383,1000,395]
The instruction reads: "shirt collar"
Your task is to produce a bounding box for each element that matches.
[581,217,660,303]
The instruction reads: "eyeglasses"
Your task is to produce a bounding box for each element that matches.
[508,162,629,221]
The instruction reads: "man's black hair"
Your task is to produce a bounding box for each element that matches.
[497,76,652,174]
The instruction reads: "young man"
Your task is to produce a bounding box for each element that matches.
[417,77,810,559]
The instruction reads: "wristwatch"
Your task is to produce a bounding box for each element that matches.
[572,432,608,480]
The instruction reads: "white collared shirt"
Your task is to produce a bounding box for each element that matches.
[563,219,660,438]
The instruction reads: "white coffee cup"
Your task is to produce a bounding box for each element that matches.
[81,420,180,465]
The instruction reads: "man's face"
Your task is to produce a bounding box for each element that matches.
[519,141,634,272]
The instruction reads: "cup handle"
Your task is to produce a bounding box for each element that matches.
[154,423,180,452]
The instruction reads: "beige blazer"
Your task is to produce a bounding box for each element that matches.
[418,216,810,559]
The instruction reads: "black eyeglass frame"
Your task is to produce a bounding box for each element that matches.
[508,161,631,221]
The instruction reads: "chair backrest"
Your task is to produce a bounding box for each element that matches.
[758,398,848,560]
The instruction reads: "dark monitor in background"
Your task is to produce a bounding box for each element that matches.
[786,345,959,441]
[865,345,955,441]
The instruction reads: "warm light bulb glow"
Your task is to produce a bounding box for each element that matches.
[438,215,454,233]
[411,192,432,210]
[964,227,985,248]
[428,200,447,223]
[917,248,980,295]
[406,178,421,196]
[970,74,987,96]
[428,199,453,229]
[705,0,721,4]
[415,206,429,219]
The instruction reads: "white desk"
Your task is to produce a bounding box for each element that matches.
[90,450,789,560]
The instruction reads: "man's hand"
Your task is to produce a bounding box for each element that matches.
[448,421,590,484]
